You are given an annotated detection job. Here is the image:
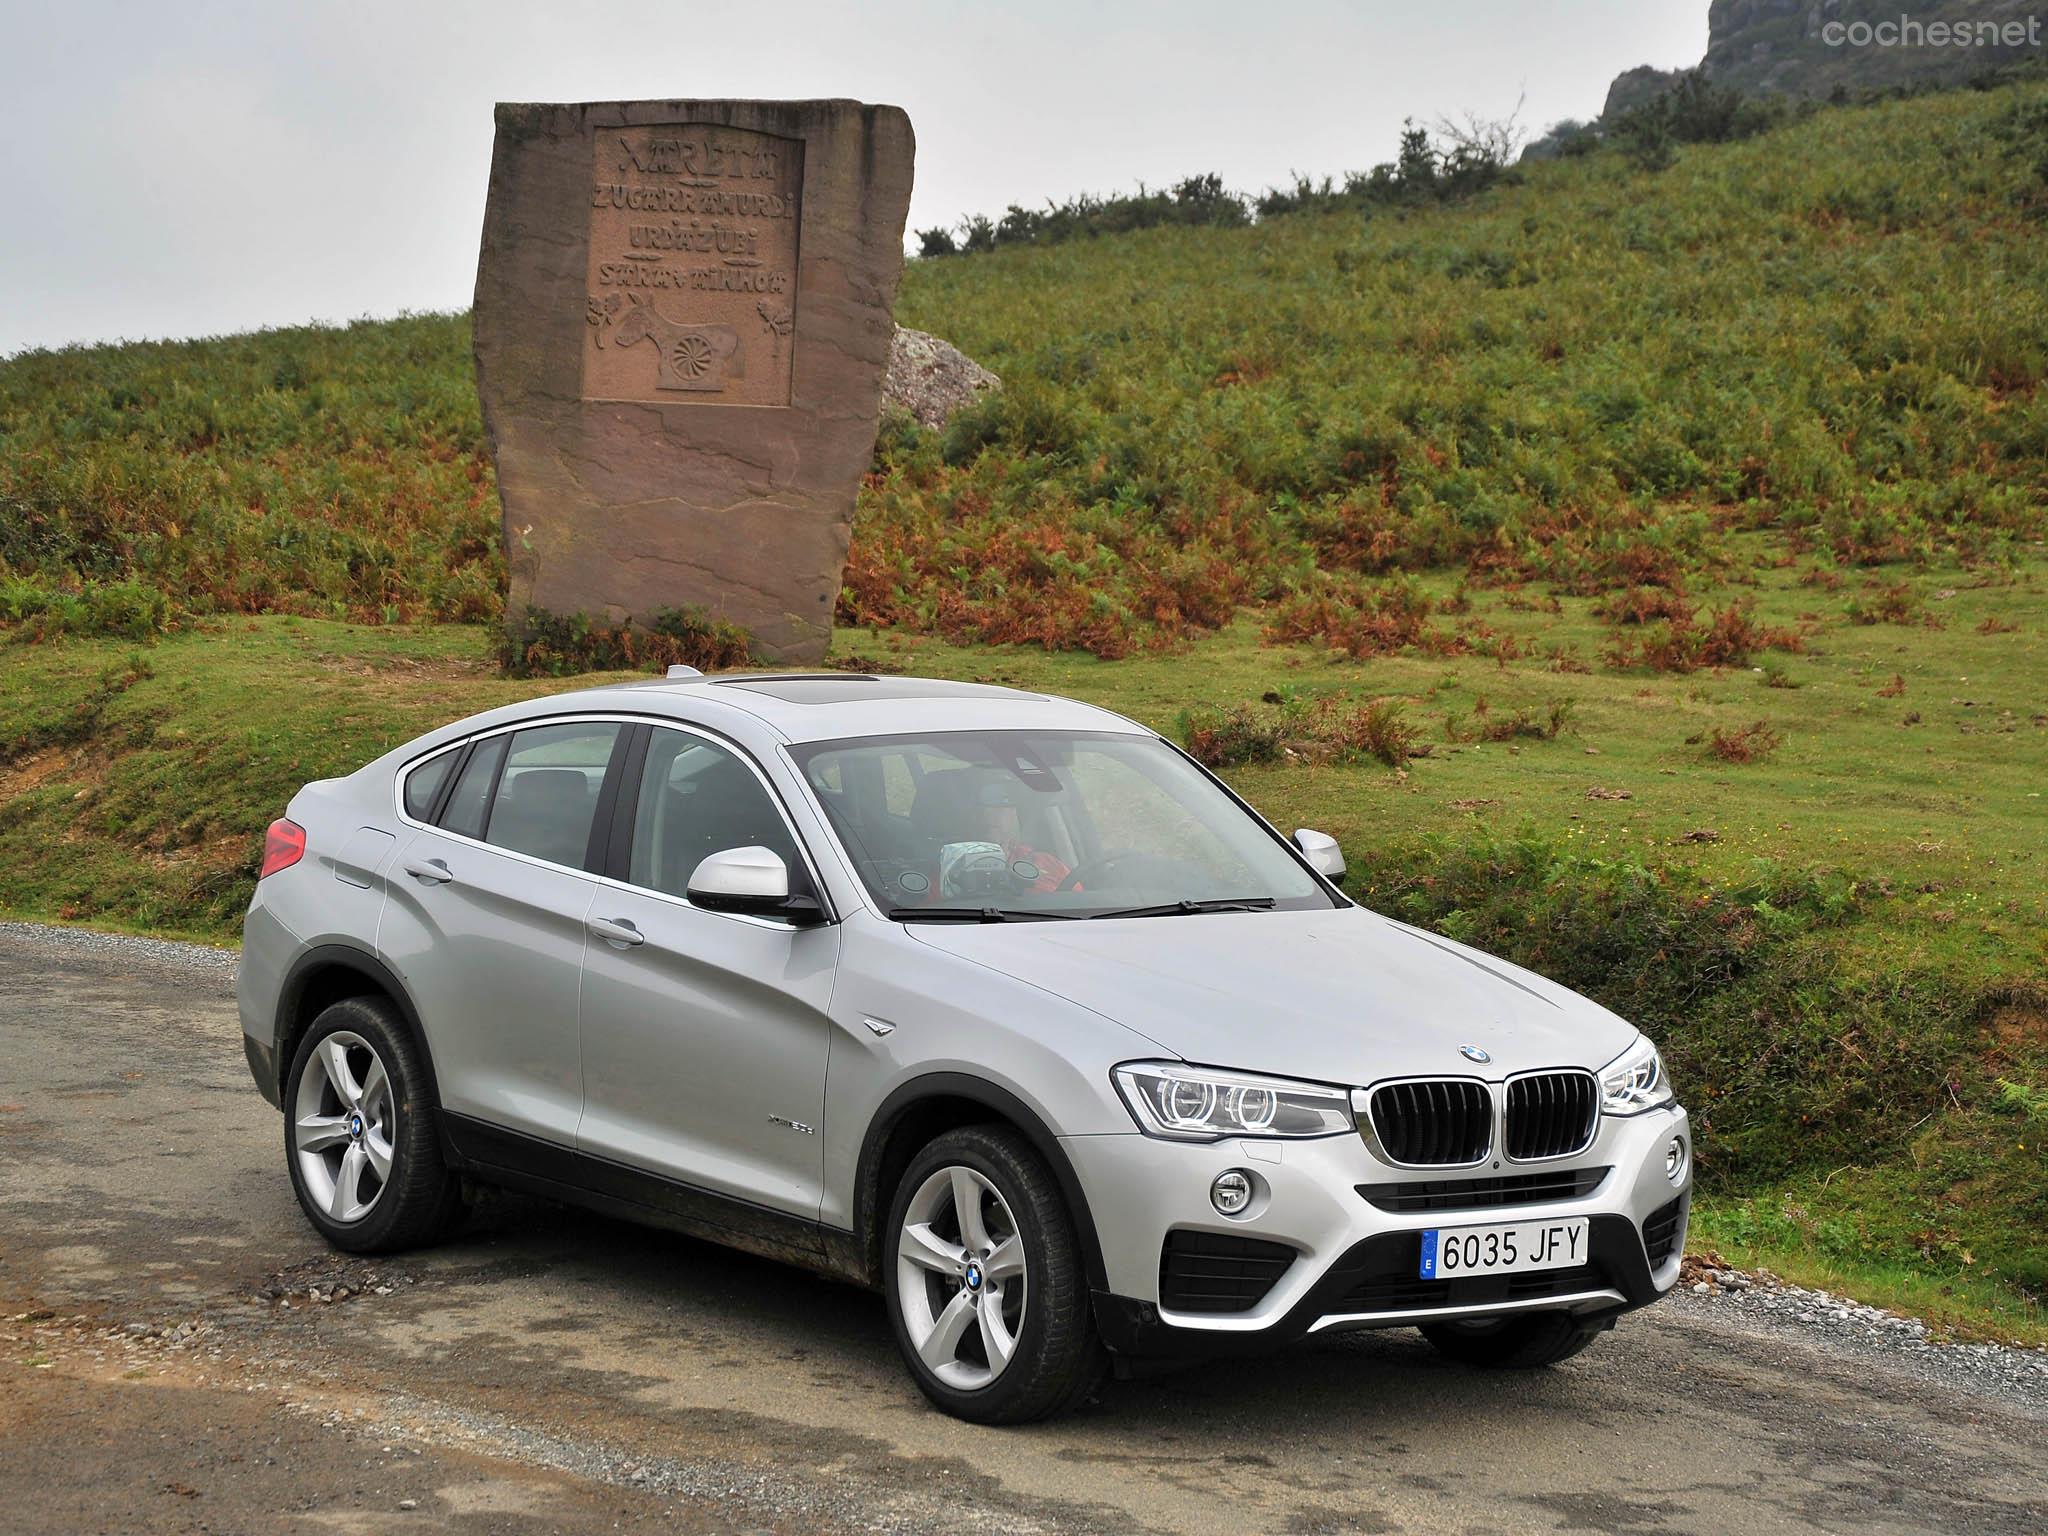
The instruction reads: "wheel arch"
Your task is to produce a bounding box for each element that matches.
[852,1073,1109,1295]
[275,943,441,1110]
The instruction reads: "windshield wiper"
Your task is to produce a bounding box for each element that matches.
[888,906,1079,923]
[1087,896,1279,920]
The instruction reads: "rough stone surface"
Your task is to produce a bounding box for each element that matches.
[474,99,914,664]
[880,326,1000,431]
[1602,64,1686,120]
[1601,1,2043,113]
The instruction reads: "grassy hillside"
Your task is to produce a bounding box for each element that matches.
[2,83,2045,1338]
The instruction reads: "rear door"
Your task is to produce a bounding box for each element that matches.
[381,718,628,1146]
[575,723,840,1222]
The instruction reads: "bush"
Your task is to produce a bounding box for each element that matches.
[1603,601,1804,672]
[500,605,751,679]
[1703,720,1783,763]
[1609,68,1788,151]
[0,576,175,642]
[1178,691,1429,769]
[1351,830,2002,1189]
[1178,703,1287,767]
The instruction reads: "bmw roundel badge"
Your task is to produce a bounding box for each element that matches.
[1459,1044,1492,1064]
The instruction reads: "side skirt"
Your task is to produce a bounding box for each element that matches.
[438,1112,870,1287]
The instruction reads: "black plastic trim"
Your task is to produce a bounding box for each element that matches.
[583,723,639,875]
[439,1112,863,1282]
[1158,1229,1297,1313]
[268,942,438,1109]
[243,1032,277,1105]
[854,1073,1110,1294]
[421,741,470,826]
[597,723,648,882]
[1357,1166,1611,1213]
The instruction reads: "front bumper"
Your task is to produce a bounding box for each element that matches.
[1062,1104,1689,1358]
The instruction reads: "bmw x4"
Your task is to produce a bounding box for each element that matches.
[238,670,1690,1423]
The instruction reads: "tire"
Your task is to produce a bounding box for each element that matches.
[1420,1311,1602,1368]
[882,1125,1105,1424]
[283,996,463,1254]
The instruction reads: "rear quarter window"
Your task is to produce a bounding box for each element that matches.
[402,749,459,822]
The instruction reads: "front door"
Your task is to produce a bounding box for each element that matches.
[576,725,839,1221]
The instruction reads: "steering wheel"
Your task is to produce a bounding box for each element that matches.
[1058,849,1180,892]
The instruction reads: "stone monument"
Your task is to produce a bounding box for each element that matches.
[474,100,914,663]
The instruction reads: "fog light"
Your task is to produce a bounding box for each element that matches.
[1210,1169,1253,1215]
[1664,1135,1688,1185]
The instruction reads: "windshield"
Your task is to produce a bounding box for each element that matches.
[788,730,1338,919]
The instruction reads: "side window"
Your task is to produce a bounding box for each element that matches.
[402,748,458,822]
[483,722,623,869]
[629,727,802,900]
[438,735,506,841]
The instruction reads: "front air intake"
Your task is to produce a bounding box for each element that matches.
[1158,1230,1296,1314]
[1367,1079,1492,1165]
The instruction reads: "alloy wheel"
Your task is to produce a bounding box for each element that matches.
[895,1164,1028,1390]
[292,1031,394,1224]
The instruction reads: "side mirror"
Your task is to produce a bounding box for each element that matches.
[686,846,823,923]
[1292,828,1346,882]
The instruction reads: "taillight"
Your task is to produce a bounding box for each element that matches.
[260,818,306,879]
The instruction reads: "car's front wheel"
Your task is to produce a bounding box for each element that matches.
[1420,1311,1602,1368]
[284,996,462,1253]
[883,1125,1103,1423]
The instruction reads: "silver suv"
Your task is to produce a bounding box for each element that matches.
[238,671,1690,1423]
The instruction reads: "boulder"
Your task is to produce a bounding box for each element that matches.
[882,326,1000,431]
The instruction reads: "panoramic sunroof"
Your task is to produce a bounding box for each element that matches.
[715,676,1032,705]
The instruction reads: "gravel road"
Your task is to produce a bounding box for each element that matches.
[1,921,2043,1535]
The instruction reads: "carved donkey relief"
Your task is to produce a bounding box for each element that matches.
[612,296,745,393]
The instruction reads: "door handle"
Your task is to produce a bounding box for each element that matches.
[588,916,645,948]
[403,857,453,885]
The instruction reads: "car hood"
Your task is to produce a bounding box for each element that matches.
[904,905,1639,1086]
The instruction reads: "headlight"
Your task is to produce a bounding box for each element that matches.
[1113,1062,1353,1141]
[1598,1036,1673,1117]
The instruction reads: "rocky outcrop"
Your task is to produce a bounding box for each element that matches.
[1602,0,2042,112]
[1603,65,1688,120]
[881,326,1000,430]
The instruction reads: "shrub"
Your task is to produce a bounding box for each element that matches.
[1451,697,1579,743]
[1179,702,1288,768]
[1263,576,1437,658]
[1703,720,1783,763]
[1846,583,1926,626]
[1350,830,2004,1192]
[1322,696,1426,767]
[1604,601,1803,672]
[1178,692,1427,769]
[0,576,175,642]
[500,606,751,679]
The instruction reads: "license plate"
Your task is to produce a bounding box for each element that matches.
[1419,1217,1589,1279]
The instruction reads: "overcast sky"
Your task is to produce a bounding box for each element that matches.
[0,1,1707,357]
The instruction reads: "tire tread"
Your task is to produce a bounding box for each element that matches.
[884,1124,1104,1424]
[284,995,462,1255]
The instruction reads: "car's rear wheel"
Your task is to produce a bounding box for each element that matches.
[284,996,462,1254]
[883,1125,1103,1423]
[1419,1311,1601,1368]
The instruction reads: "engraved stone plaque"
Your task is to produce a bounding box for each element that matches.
[583,125,803,407]
[474,100,914,663]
